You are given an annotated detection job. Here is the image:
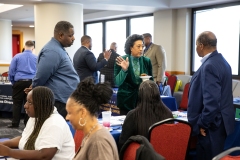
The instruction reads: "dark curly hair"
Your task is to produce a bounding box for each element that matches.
[124,34,144,54]
[70,77,113,116]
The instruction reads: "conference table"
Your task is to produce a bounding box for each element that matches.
[98,112,240,155]
[66,113,240,157]
[0,83,28,116]
[0,83,13,112]
[100,88,178,116]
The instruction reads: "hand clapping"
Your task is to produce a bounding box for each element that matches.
[116,56,129,71]
[103,49,112,60]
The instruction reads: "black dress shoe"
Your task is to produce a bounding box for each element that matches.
[7,124,19,128]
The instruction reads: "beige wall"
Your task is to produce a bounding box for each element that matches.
[2,9,191,74]
[154,8,191,74]
[12,27,35,45]
[0,65,9,74]
[0,27,34,74]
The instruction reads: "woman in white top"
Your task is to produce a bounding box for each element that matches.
[0,86,75,159]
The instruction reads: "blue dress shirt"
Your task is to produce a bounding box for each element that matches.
[8,50,37,84]
[32,38,80,103]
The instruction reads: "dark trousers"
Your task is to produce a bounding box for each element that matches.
[196,122,227,160]
[12,81,32,126]
[54,101,67,119]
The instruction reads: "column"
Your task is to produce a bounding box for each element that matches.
[154,9,177,73]
[34,3,83,59]
[153,9,191,74]
[0,19,12,62]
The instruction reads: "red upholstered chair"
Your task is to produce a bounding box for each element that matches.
[1,71,8,77]
[167,75,177,96]
[74,130,84,152]
[122,142,141,160]
[1,71,9,82]
[179,82,190,110]
[148,118,192,160]
[212,147,240,160]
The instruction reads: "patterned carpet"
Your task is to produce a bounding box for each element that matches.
[0,118,25,139]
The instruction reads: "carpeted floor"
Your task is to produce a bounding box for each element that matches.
[0,118,25,139]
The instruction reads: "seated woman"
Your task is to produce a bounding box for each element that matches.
[118,80,173,150]
[65,77,119,160]
[0,86,75,159]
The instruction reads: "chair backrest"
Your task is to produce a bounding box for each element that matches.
[176,75,192,91]
[1,71,8,77]
[167,75,177,96]
[123,142,141,160]
[179,82,190,110]
[212,147,240,160]
[148,118,192,160]
[74,130,84,152]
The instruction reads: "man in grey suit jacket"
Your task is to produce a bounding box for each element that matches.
[143,33,167,84]
[73,35,111,83]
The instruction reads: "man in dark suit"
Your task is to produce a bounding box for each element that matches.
[187,31,235,160]
[73,35,111,83]
[97,42,120,87]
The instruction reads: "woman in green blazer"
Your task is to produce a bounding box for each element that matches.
[114,34,153,115]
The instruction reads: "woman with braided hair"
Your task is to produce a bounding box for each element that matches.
[0,86,75,159]
[66,77,119,160]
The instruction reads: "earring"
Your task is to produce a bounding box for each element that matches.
[79,118,86,126]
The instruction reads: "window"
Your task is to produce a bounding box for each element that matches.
[130,16,154,40]
[85,22,103,58]
[84,14,153,57]
[106,19,126,55]
[192,2,240,76]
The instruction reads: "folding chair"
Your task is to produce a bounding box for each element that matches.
[179,82,190,110]
[74,130,84,152]
[122,142,141,160]
[148,118,192,160]
[1,71,8,82]
[120,135,165,160]
[212,147,240,160]
[167,75,177,96]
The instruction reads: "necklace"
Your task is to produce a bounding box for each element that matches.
[80,123,98,148]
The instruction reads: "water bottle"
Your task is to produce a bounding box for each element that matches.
[159,82,163,95]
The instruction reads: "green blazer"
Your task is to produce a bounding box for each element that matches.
[114,54,153,112]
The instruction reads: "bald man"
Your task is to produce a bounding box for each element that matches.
[97,42,120,87]
[187,31,235,159]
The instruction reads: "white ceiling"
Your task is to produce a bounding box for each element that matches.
[0,0,237,27]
